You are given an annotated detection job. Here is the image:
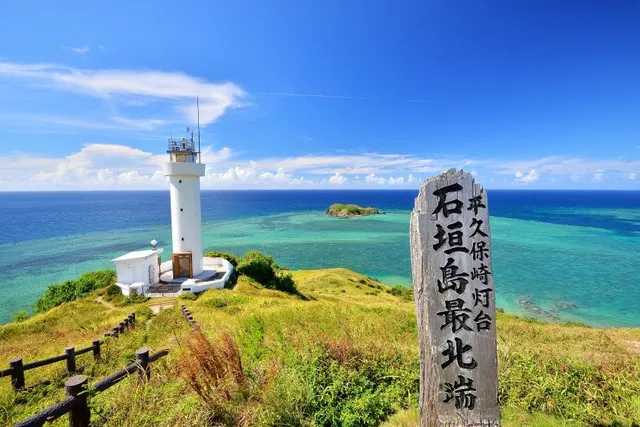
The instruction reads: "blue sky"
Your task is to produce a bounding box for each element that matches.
[1,0,639,190]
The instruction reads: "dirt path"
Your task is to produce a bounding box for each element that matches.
[95,296,115,310]
[149,303,175,314]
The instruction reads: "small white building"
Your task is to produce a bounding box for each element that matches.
[112,249,164,296]
[111,129,234,297]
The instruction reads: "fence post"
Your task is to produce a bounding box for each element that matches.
[135,347,150,381]
[92,340,101,360]
[65,375,90,427]
[9,358,25,390]
[66,347,76,374]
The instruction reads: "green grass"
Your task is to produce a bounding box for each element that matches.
[0,267,638,426]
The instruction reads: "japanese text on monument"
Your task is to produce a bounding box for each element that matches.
[410,169,500,426]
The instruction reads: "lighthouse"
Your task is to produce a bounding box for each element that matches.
[110,125,234,297]
[162,132,206,277]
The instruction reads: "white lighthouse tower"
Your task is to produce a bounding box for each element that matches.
[162,131,206,277]
[110,115,234,297]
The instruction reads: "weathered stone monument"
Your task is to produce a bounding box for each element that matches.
[410,169,500,426]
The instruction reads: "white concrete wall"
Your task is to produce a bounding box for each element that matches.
[115,257,159,286]
[164,162,206,276]
[117,266,135,285]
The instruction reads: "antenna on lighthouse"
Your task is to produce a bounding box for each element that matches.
[197,96,201,163]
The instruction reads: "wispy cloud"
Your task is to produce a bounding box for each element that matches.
[0,61,247,129]
[251,91,427,103]
[64,46,91,55]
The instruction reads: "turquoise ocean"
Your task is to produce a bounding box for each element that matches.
[0,190,638,327]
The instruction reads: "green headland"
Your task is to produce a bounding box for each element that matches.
[1,251,639,426]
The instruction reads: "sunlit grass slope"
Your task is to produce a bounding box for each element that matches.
[0,268,638,426]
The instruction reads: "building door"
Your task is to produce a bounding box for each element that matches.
[173,253,193,278]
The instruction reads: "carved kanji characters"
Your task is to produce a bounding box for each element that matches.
[437,299,472,333]
[441,337,478,370]
[467,195,486,215]
[470,263,492,285]
[437,257,470,294]
[433,221,469,254]
[443,375,477,410]
[432,183,463,218]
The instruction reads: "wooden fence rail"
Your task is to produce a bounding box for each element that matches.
[11,347,169,427]
[1,313,136,391]
[180,304,198,328]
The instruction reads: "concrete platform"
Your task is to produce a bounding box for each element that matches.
[151,256,234,296]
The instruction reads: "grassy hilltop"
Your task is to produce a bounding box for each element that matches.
[1,256,639,426]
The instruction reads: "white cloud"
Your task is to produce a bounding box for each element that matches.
[66,46,90,55]
[495,157,640,178]
[0,61,246,128]
[365,173,386,185]
[514,169,540,184]
[2,143,639,190]
[328,172,347,185]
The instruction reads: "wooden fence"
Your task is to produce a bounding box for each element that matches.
[103,312,136,338]
[181,304,198,329]
[11,347,169,427]
[0,313,136,391]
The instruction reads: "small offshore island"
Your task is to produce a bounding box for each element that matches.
[326,203,382,217]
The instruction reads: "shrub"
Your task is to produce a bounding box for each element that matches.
[387,285,413,302]
[121,295,148,306]
[179,292,198,300]
[273,340,418,426]
[204,251,240,268]
[135,305,154,322]
[104,284,122,301]
[237,250,278,286]
[34,269,116,313]
[237,250,300,294]
[275,271,297,294]
[12,310,29,322]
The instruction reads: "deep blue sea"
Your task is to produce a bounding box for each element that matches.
[0,190,638,327]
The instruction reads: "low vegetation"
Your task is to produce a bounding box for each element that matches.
[326,203,381,217]
[34,270,116,314]
[205,251,240,268]
[1,263,639,426]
